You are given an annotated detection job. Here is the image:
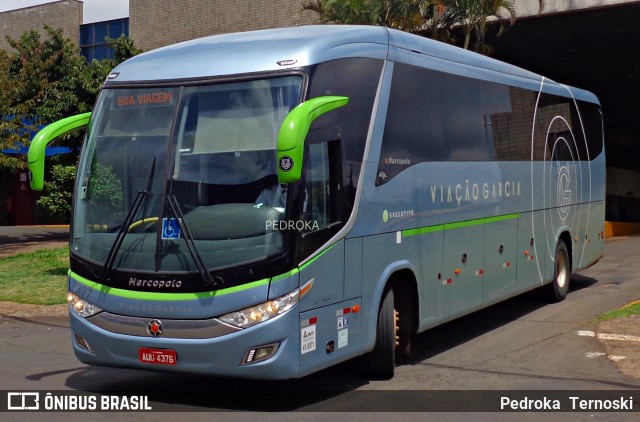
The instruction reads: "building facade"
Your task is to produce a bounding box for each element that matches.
[0,0,82,51]
[129,0,315,51]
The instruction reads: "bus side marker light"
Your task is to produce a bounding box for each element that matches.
[351,305,361,313]
[454,269,461,275]
[442,278,453,285]
[475,269,484,276]
[503,262,511,268]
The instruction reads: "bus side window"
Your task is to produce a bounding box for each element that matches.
[303,141,342,229]
[299,139,343,257]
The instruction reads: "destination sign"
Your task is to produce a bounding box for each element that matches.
[114,91,175,109]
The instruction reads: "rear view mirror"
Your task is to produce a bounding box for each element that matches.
[276,96,348,183]
[27,112,92,191]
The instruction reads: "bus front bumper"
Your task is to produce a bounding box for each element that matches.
[68,306,301,380]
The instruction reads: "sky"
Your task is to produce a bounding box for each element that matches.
[0,0,129,23]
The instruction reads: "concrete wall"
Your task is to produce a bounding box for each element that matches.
[130,0,317,52]
[0,0,82,51]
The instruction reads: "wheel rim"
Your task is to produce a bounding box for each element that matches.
[556,250,568,289]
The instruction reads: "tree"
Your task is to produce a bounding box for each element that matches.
[436,0,545,52]
[0,25,104,171]
[303,0,546,52]
[34,33,142,221]
[106,34,144,66]
[442,0,516,51]
[302,0,432,33]
[0,25,142,221]
[35,164,76,218]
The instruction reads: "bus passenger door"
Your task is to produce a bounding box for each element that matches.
[297,136,345,308]
[296,136,365,375]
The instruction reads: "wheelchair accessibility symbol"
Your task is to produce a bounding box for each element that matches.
[162,218,181,239]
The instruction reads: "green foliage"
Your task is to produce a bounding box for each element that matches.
[87,162,124,212]
[303,0,546,52]
[35,162,124,221]
[303,0,433,33]
[106,34,144,65]
[35,164,76,219]
[0,26,142,217]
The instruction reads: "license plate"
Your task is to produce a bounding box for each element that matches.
[139,347,177,366]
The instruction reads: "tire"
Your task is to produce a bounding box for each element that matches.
[368,287,397,379]
[548,240,570,302]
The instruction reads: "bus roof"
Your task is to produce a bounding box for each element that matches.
[107,25,598,105]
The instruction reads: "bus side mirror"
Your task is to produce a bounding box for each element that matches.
[27,112,92,191]
[276,96,348,183]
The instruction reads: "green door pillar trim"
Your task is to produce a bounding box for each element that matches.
[27,112,92,191]
[276,96,348,183]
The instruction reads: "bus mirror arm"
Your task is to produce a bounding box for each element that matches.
[276,96,348,184]
[27,112,92,191]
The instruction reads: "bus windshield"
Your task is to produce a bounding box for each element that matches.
[71,76,303,277]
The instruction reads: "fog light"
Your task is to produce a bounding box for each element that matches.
[242,343,279,365]
[74,334,93,352]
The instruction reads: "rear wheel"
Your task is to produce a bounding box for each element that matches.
[368,287,397,379]
[548,240,570,302]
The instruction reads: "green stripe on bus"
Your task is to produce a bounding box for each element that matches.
[402,213,520,237]
[68,270,270,301]
[299,241,337,271]
[402,224,445,237]
[483,213,521,224]
[270,268,299,283]
[444,217,487,231]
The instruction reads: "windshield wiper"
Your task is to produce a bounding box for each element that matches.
[99,189,148,282]
[166,194,219,288]
[100,158,156,282]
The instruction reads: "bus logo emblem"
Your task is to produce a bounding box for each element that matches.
[147,320,163,337]
[279,156,293,172]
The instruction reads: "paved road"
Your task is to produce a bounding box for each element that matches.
[1,235,640,421]
[0,226,69,245]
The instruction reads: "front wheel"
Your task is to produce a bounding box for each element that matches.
[368,287,397,379]
[547,240,570,302]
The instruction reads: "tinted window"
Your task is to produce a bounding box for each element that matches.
[576,100,604,159]
[377,63,602,184]
[491,87,537,161]
[308,58,383,215]
[378,63,511,185]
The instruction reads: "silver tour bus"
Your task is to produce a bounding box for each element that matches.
[29,25,605,379]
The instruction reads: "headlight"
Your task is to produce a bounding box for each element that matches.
[218,278,313,329]
[67,292,102,318]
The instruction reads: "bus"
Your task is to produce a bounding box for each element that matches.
[28,25,605,380]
